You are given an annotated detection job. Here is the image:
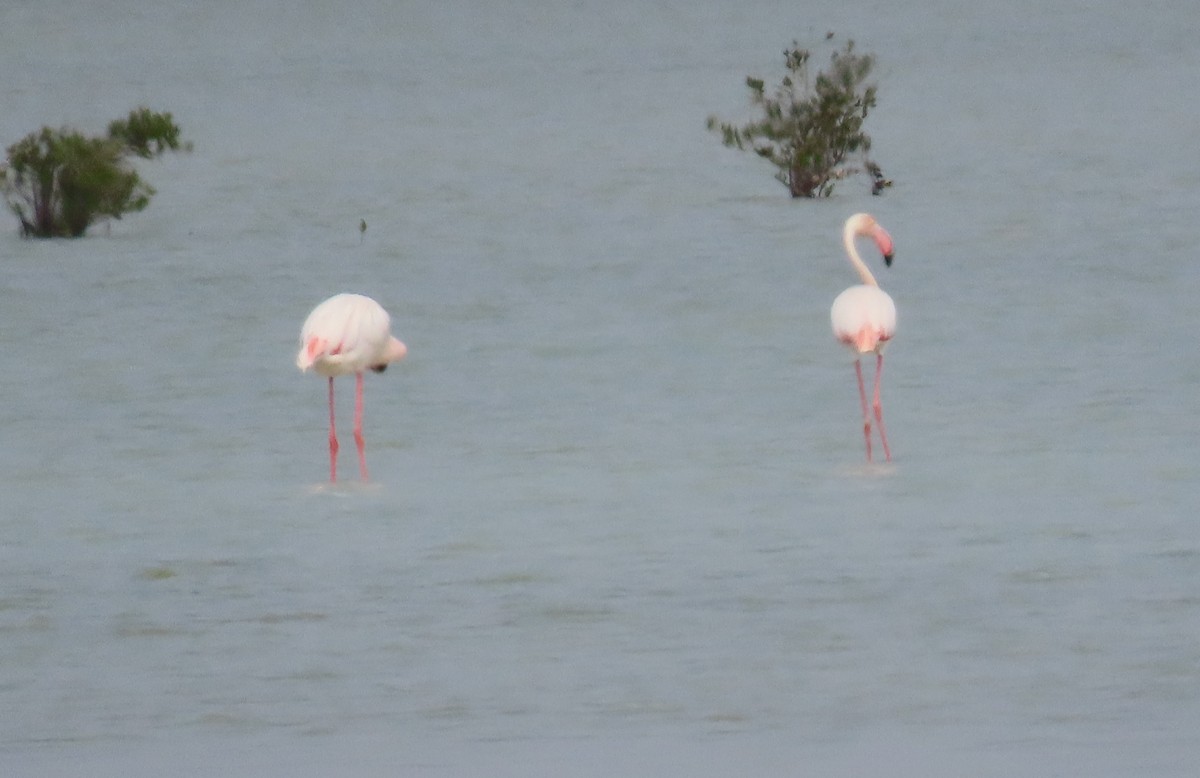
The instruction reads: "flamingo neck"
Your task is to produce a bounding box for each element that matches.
[843,225,879,287]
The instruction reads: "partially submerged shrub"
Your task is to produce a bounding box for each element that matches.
[1,108,190,237]
[708,36,890,198]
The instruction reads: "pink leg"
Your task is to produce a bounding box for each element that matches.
[873,353,891,462]
[354,372,369,481]
[327,377,339,483]
[854,359,873,462]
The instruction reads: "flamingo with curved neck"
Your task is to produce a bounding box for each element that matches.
[830,213,896,462]
[297,293,408,482]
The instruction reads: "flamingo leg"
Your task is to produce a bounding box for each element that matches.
[854,358,873,462]
[354,372,369,481]
[873,353,891,462]
[327,377,339,483]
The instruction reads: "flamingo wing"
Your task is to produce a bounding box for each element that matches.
[296,293,392,375]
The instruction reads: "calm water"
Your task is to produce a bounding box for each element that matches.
[2,0,1199,775]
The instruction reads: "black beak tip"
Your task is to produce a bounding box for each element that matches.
[884,252,894,267]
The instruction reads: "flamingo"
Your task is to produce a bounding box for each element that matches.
[830,213,896,462]
[296,293,407,482]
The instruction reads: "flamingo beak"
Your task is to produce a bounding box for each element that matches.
[871,224,895,267]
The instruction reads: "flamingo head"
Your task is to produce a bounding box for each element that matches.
[846,213,894,266]
[370,336,408,373]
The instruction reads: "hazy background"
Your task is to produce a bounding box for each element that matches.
[2,0,1198,775]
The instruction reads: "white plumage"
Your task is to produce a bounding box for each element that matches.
[297,293,406,376]
[829,213,897,462]
[297,293,407,482]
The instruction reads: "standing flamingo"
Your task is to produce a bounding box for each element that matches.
[296,293,407,482]
[830,213,896,462]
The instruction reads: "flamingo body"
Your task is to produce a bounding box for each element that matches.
[297,293,407,482]
[830,214,896,462]
[831,284,896,354]
[297,293,407,377]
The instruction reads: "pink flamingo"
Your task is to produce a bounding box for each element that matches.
[830,213,896,462]
[296,293,407,482]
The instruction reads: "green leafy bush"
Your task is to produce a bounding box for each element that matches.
[708,37,890,198]
[1,108,190,237]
